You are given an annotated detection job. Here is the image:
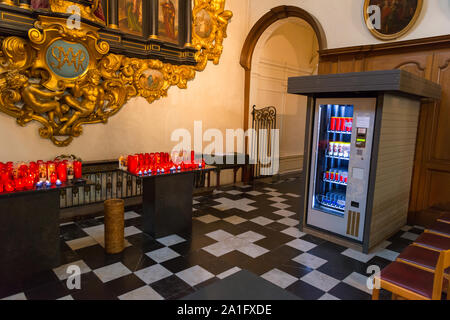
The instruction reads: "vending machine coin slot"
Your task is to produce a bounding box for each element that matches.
[355,128,367,148]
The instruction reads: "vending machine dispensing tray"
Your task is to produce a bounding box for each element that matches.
[287,70,441,253]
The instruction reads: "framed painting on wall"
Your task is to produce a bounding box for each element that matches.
[158,0,180,44]
[119,0,144,36]
[363,0,423,40]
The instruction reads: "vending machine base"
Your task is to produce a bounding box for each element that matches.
[288,70,441,253]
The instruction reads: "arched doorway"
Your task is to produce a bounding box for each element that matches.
[241,6,327,176]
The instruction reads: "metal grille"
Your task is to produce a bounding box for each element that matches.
[251,105,277,179]
[60,163,209,209]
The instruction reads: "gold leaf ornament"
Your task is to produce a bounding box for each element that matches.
[0,0,232,146]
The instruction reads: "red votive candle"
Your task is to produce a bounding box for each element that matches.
[74,161,82,179]
[50,172,57,184]
[5,179,14,192]
[57,162,67,182]
[15,178,24,191]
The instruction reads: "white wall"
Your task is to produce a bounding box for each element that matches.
[249,0,450,49]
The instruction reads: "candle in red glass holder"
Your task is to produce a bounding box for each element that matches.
[57,162,67,182]
[47,162,56,180]
[14,178,24,191]
[25,176,34,190]
[127,155,137,174]
[5,179,14,192]
[74,161,82,179]
[38,162,47,182]
[1,171,8,183]
[0,182,3,193]
[191,151,195,163]
[67,161,74,181]
[50,172,57,184]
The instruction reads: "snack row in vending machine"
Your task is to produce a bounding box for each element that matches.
[328,141,351,158]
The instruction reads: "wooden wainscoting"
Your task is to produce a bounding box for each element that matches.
[318,35,450,226]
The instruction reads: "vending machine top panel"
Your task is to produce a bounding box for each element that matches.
[287,70,441,100]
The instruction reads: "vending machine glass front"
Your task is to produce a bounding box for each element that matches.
[312,104,354,217]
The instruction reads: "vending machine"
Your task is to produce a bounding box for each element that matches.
[287,70,441,253]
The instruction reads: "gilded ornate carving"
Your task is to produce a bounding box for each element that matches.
[49,0,105,25]
[0,0,232,146]
[192,0,233,71]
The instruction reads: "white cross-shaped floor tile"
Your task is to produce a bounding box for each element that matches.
[203,230,267,258]
[268,197,287,203]
[212,197,257,212]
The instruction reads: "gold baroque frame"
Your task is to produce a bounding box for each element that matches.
[363,0,423,41]
[0,0,232,146]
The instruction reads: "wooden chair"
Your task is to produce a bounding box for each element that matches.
[425,221,450,238]
[413,232,450,252]
[396,245,449,299]
[372,249,450,300]
[438,212,450,224]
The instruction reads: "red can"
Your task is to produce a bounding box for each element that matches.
[346,118,353,132]
[330,117,337,131]
[330,171,335,181]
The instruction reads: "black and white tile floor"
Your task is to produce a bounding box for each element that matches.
[1,176,425,300]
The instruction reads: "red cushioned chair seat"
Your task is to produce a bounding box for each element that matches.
[398,245,440,270]
[428,221,450,237]
[380,262,434,299]
[438,213,450,223]
[415,233,450,251]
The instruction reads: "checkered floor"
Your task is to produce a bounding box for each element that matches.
[1,176,425,300]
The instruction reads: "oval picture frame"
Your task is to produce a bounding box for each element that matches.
[363,0,423,41]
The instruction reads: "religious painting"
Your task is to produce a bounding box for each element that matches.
[364,0,423,40]
[158,0,179,44]
[194,8,213,39]
[119,0,143,36]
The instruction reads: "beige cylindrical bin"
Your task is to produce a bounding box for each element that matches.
[104,199,125,254]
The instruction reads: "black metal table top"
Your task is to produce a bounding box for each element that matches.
[122,166,216,179]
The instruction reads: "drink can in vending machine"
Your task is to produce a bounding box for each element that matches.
[340,118,347,132]
[333,142,339,157]
[338,142,344,157]
[345,118,353,132]
[329,169,335,181]
[342,171,348,184]
[330,117,337,131]
[343,143,351,158]
[329,142,335,156]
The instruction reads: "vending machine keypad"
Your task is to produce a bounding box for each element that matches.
[355,128,367,148]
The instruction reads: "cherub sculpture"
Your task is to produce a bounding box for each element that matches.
[60,70,104,135]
